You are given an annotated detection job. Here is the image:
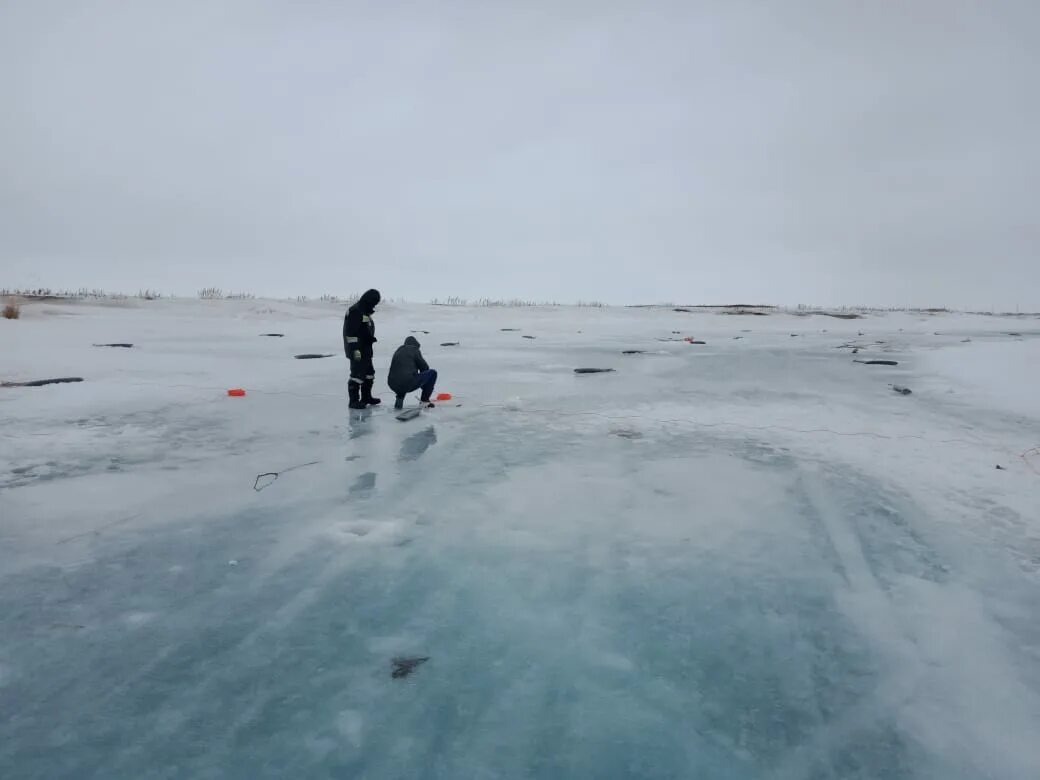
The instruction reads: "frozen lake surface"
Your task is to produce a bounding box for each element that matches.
[2,299,1039,778]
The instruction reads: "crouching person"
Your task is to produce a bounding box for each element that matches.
[388,336,438,410]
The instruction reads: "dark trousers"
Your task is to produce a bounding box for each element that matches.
[416,369,437,399]
[349,355,375,385]
[395,369,437,399]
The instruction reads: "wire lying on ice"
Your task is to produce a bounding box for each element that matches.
[253,460,321,491]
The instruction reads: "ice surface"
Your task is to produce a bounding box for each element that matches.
[2,299,1039,778]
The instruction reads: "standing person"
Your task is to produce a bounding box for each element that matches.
[343,289,382,409]
[387,336,438,410]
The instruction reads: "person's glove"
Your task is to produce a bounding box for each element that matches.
[353,350,362,361]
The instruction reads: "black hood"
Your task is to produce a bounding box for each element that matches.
[404,336,420,348]
[358,289,381,313]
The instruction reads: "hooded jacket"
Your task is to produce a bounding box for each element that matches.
[343,289,381,358]
[387,336,430,394]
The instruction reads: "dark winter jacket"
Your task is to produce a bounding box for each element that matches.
[387,336,430,394]
[343,289,381,359]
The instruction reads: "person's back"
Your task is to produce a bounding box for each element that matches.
[388,336,437,409]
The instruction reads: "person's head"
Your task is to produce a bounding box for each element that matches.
[359,289,381,313]
[404,336,420,348]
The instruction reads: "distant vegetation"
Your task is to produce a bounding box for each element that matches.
[0,288,1031,315]
[198,288,255,300]
[294,293,360,304]
[0,288,163,300]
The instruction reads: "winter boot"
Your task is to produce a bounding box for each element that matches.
[394,394,405,411]
[361,380,381,407]
[348,382,366,410]
[419,390,435,409]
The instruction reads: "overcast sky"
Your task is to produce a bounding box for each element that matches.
[1,1,1037,307]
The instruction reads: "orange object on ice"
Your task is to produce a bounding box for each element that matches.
[435,392,452,401]
[227,388,246,397]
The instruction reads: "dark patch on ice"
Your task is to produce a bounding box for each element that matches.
[574,368,615,374]
[93,343,133,348]
[522,335,536,339]
[622,350,646,354]
[892,385,912,395]
[294,353,334,360]
[673,308,691,313]
[344,455,361,462]
[612,429,643,439]
[854,359,899,366]
[1006,332,1022,337]
[349,472,377,497]
[687,340,706,345]
[411,330,430,334]
[2,377,84,388]
[440,342,459,347]
[260,333,284,337]
[391,656,429,679]
[996,464,1006,470]
[399,426,437,461]
[500,328,519,331]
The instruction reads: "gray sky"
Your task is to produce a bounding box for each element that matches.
[1,1,1037,308]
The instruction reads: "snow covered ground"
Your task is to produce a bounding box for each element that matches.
[2,298,1038,779]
